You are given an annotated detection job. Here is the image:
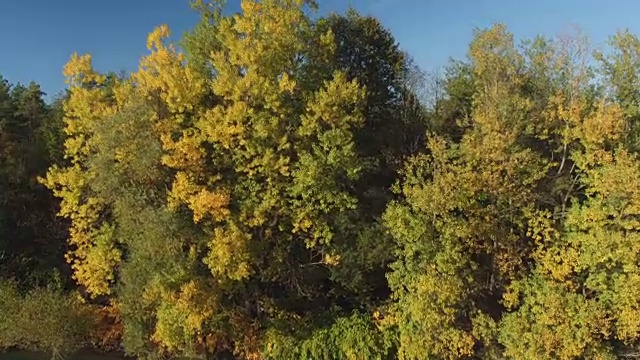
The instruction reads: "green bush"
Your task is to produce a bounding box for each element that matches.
[0,280,97,359]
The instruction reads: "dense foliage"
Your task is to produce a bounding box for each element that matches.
[6,0,640,359]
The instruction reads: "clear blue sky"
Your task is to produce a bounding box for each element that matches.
[1,0,640,100]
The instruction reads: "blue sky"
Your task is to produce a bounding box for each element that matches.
[1,0,640,99]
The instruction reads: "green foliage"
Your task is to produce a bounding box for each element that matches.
[264,312,395,360]
[500,274,613,360]
[596,30,640,152]
[0,77,68,288]
[0,280,97,358]
[10,2,640,359]
[41,2,419,358]
[382,24,553,359]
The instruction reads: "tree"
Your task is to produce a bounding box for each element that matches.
[383,24,553,359]
[0,77,89,359]
[596,30,640,153]
[0,77,68,288]
[43,1,422,358]
[23,3,640,359]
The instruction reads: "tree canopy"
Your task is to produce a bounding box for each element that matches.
[4,1,640,359]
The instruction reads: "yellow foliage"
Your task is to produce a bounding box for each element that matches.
[323,253,341,266]
[146,24,171,51]
[159,128,206,171]
[135,25,206,114]
[581,101,625,151]
[42,50,121,296]
[63,53,106,87]
[73,232,121,296]
[169,172,230,223]
[204,223,252,281]
[392,270,476,360]
[152,279,218,352]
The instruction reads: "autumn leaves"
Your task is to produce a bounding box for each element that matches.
[32,1,640,359]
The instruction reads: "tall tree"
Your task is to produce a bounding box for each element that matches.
[596,30,640,153]
[0,78,68,287]
[43,1,418,358]
[501,29,640,360]
[383,24,553,359]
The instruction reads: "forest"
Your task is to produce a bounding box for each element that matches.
[4,0,640,359]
